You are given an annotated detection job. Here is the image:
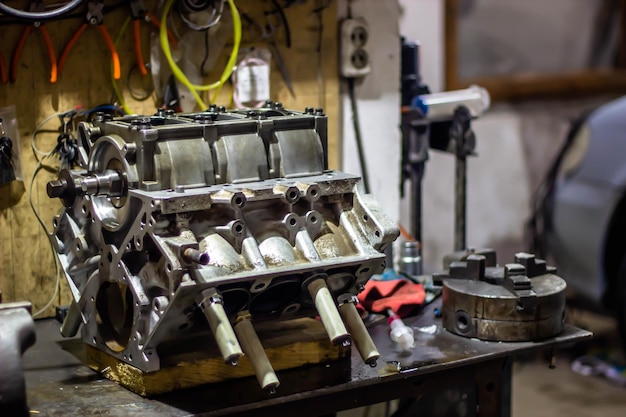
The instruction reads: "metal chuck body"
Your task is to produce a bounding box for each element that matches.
[437,251,567,342]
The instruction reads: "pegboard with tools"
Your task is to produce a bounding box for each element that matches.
[0,0,339,318]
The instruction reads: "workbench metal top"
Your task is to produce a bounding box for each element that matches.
[22,300,591,416]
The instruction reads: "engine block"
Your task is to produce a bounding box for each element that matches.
[47,104,398,391]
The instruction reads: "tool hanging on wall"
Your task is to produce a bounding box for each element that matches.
[53,110,78,170]
[266,0,291,49]
[129,0,177,77]
[10,1,58,84]
[0,0,83,21]
[58,0,121,80]
[0,118,16,186]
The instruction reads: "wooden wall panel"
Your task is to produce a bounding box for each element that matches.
[0,0,339,317]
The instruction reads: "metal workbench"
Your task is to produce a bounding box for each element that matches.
[22,299,591,417]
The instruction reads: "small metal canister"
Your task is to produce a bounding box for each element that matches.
[399,241,422,277]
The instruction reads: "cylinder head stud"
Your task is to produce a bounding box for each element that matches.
[306,276,351,346]
[234,316,280,394]
[339,296,379,366]
[199,289,243,365]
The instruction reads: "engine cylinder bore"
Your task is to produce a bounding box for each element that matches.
[95,281,134,352]
[249,279,301,316]
[219,286,251,316]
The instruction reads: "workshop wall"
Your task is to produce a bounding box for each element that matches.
[0,0,340,317]
[339,0,402,225]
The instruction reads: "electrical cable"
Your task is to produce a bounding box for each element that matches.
[347,77,370,194]
[167,0,241,93]
[29,110,76,317]
[200,28,211,77]
[526,108,595,256]
[0,0,84,21]
[127,65,154,101]
[32,112,69,159]
[160,0,242,108]
[269,0,290,48]
[178,0,225,31]
[160,0,207,108]
[29,157,60,318]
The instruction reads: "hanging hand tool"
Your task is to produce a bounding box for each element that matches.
[0,0,82,21]
[129,0,177,77]
[58,0,120,80]
[10,1,57,84]
[266,0,291,48]
[53,110,79,170]
[0,119,16,185]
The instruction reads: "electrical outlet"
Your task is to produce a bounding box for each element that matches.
[340,18,371,78]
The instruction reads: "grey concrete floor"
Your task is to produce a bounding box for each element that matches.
[512,360,626,417]
[512,309,626,417]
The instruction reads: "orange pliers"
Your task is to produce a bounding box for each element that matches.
[10,1,57,84]
[130,0,177,77]
[58,0,120,80]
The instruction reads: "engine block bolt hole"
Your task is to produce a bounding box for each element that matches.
[357,267,370,276]
[454,310,472,334]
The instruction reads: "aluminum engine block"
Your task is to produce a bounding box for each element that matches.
[47,104,398,389]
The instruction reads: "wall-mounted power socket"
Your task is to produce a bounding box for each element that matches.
[340,18,371,78]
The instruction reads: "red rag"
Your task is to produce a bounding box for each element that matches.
[357,279,426,318]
